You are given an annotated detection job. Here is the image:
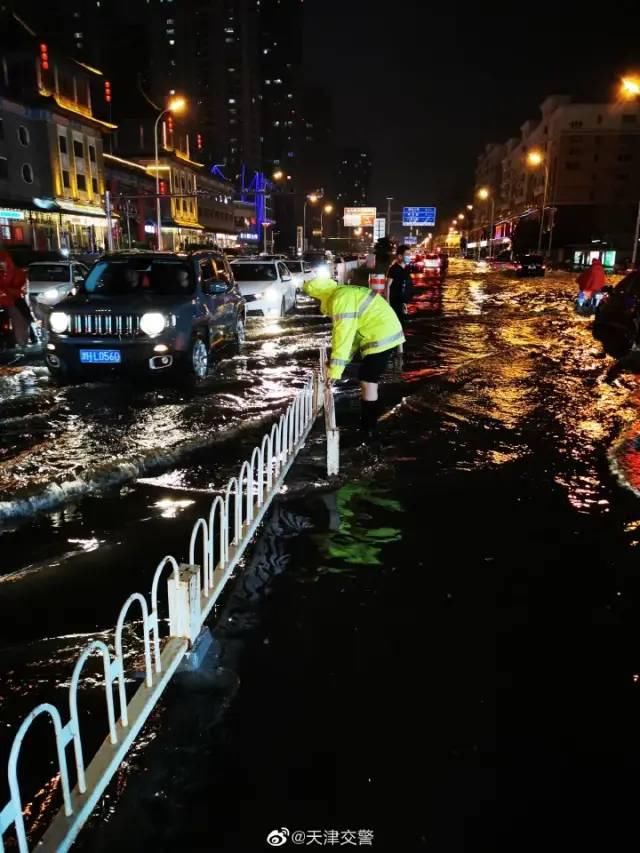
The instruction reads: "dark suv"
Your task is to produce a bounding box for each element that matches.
[46,250,245,383]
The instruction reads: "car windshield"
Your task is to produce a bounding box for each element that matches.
[521,255,543,264]
[28,264,69,282]
[83,258,194,295]
[285,261,302,272]
[232,263,277,281]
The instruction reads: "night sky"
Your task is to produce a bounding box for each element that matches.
[304,1,639,223]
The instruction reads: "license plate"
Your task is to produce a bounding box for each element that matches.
[79,349,121,364]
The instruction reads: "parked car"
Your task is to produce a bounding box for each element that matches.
[422,253,445,278]
[231,259,297,317]
[283,258,314,290]
[46,250,245,384]
[27,260,90,320]
[514,253,545,277]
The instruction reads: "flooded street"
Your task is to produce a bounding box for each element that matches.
[4,265,640,850]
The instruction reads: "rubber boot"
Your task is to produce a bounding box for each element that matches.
[359,399,379,442]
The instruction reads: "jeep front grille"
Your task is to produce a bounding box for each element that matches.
[67,313,142,337]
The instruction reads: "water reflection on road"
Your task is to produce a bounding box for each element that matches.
[4,264,640,848]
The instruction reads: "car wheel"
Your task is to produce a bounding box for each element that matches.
[46,361,81,385]
[185,336,209,383]
[232,316,245,354]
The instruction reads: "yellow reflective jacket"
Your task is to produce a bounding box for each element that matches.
[304,279,405,379]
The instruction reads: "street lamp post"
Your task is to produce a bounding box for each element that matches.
[477,187,495,258]
[154,96,186,251]
[303,192,320,250]
[386,196,393,240]
[320,203,333,238]
[526,149,550,254]
[620,75,640,266]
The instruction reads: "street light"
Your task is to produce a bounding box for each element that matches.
[320,203,333,237]
[302,191,321,249]
[476,187,495,258]
[526,147,550,253]
[621,75,640,99]
[618,76,640,266]
[154,96,187,250]
[272,170,284,181]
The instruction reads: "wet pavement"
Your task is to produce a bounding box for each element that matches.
[4,264,640,850]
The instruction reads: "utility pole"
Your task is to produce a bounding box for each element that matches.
[632,199,640,268]
[105,190,114,251]
[386,196,393,240]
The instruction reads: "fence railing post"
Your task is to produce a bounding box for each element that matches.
[318,348,340,476]
[167,563,202,645]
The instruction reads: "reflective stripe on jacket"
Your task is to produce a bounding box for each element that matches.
[314,283,405,380]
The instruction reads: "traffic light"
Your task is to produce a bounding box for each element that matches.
[159,180,167,195]
[196,133,203,150]
[39,43,49,71]
[104,80,112,103]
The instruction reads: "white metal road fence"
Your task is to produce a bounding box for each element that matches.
[0,365,330,853]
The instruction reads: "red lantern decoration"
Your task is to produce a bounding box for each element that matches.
[196,133,203,150]
[159,180,167,195]
[39,43,49,72]
[104,80,112,103]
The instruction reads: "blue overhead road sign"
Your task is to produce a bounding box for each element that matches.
[402,206,437,227]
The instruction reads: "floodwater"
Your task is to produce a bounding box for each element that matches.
[4,263,640,850]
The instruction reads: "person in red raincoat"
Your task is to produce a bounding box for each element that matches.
[0,250,29,346]
[575,258,607,315]
[577,258,606,295]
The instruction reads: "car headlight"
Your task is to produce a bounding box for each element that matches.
[139,312,167,337]
[49,311,70,333]
[315,264,330,279]
[41,287,60,302]
[265,286,280,301]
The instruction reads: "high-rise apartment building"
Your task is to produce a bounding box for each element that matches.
[13,0,262,178]
[337,149,372,208]
[258,0,304,176]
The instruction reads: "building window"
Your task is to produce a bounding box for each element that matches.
[618,153,633,162]
[565,161,579,171]
[569,120,583,129]
[77,173,87,191]
[622,114,637,124]
[92,177,98,193]
[73,139,84,158]
[59,135,68,154]
[89,145,96,163]
[597,114,603,125]
[0,157,7,180]
[21,163,33,183]
[62,170,70,188]
[17,125,30,146]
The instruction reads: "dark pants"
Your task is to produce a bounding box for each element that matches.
[359,349,394,383]
[5,303,29,346]
[390,299,406,326]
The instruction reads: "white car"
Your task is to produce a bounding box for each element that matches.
[27,260,89,319]
[231,259,297,317]
[282,259,314,290]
